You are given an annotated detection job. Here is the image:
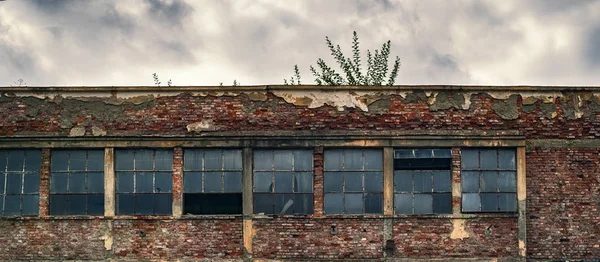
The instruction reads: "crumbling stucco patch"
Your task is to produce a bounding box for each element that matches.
[450,219,470,239]
[491,94,519,120]
[92,126,107,136]
[69,126,86,137]
[187,120,217,132]
[429,91,467,111]
[272,90,369,111]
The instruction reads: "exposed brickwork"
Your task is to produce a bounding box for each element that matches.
[527,148,600,259]
[451,147,461,213]
[39,149,50,216]
[252,218,383,259]
[313,146,324,217]
[172,147,183,205]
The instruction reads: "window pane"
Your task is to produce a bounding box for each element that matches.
[253,172,272,192]
[184,193,242,215]
[480,150,497,169]
[87,150,105,171]
[154,150,173,171]
[414,194,433,214]
[433,193,452,214]
[49,195,68,216]
[0,151,6,171]
[24,150,41,172]
[394,193,412,214]
[134,150,154,170]
[499,193,517,212]
[204,172,222,193]
[7,151,24,171]
[183,149,203,171]
[498,149,516,170]
[364,193,382,214]
[324,193,343,214]
[461,149,478,170]
[23,174,39,194]
[344,150,363,170]
[414,149,433,158]
[135,194,154,215]
[3,195,21,216]
[461,171,479,193]
[135,172,154,193]
[51,173,68,193]
[69,151,87,171]
[204,150,222,170]
[253,150,272,171]
[116,172,134,193]
[254,193,273,214]
[294,172,313,193]
[395,149,414,158]
[155,172,172,193]
[324,150,343,171]
[394,171,412,192]
[273,150,293,170]
[344,193,363,214]
[481,171,498,192]
[223,150,242,170]
[324,172,343,192]
[433,171,451,192]
[184,172,202,193]
[413,172,432,193]
[344,172,363,192]
[0,198,3,216]
[293,194,313,214]
[69,172,86,193]
[68,195,86,215]
[87,172,104,193]
[498,171,517,192]
[364,172,383,192]
[462,193,480,212]
[22,195,38,216]
[0,174,4,193]
[364,150,382,170]
[154,194,172,215]
[117,194,134,215]
[293,150,313,171]
[274,194,294,215]
[115,150,134,170]
[223,172,242,192]
[481,193,498,212]
[6,174,22,194]
[87,194,104,215]
[433,149,451,158]
[274,172,293,193]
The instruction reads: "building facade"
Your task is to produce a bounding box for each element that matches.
[0,85,598,261]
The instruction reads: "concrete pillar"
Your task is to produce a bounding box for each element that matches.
[517,147,527,258]
[172,147,183,218]
[242,147,254,258]
[39,149,50,217]
[383,147,394,216]
[104,148,115,217]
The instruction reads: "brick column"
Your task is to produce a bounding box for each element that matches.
[172,147,183,218]
[39,149,50,217]
[313,146,324,217]
[451,147,462,214]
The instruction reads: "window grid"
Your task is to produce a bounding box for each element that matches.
[183,149,243,193]
[50,150,104,216]
[324,149,383,214]
[0,149,41,217]
[253,149,314,215]
[461,149,517,213]
[116,149,173,215]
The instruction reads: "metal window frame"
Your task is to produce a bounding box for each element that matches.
[183,148,243,193]
[0,149,41,217]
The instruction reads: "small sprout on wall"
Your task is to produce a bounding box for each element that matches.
[11,79,26,87]
[152,73,161,87]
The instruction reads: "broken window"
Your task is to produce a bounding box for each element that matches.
[253,149,313,215]
[115,149,173,215]
[461,148,517,212]
[183,149,243,215]
[0,150,41,217]
[50,150,104,216]
[323,149,383,214]
[394,149,452,214]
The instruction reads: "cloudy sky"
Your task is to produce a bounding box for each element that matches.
[0,0,599,86]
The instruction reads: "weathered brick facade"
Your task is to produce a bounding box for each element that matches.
[0,85,599,261]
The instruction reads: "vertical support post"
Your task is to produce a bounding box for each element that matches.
[172,147,183,218]
[383,147,394,216]
[39,149,50,217]
[451,147,462,214]
[517,147,527,258]
[104,148,115,217]
[242,147,254,258]
[313,146,324,217]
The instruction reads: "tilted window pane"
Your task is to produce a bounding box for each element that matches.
[433,193,452,214]
[294,172,313,193]
[364,193,382,214]
[414,149,433,158]
[184,193,242,215]
[274,194,294,215]
[253,172,272,192]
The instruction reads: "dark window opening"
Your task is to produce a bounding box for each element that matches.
[0,150,41,217]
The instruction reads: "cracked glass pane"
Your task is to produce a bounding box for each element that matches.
[274,172,293,193]
[155,172,172,193]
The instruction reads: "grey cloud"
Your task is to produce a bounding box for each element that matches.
[584,26,600,66]
[145,0,193,26]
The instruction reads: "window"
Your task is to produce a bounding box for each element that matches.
[394,149,452,214]
[50,150,104,215]
[115,149,173,215]
[324,149,383,214]
[461,148,517,212]
[183,149,243,215]
[0,150,41,217]
[253,149,313,215]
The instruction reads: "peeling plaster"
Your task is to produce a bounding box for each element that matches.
[69,126,86,137]
[186,120,216,132]
[91,126,107,136]
[450,219,470,239]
